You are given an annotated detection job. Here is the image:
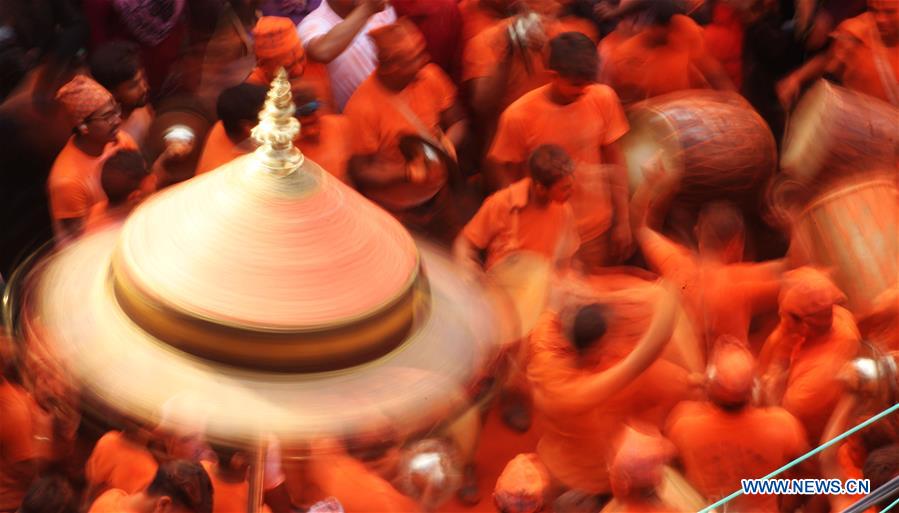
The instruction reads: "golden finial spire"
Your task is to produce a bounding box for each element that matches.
[252,67,303,176]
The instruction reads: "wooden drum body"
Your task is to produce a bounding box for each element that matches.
[782,80,899,188]
[620,90,777,210]
[792,178,899,314]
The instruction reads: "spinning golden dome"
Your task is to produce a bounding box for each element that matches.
[14,69,510,446]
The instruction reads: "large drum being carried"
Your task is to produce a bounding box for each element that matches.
[791,177,899,314]
[782,80,899,188]
[620,90,777,210]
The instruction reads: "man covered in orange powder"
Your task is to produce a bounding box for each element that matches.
[778,0,899,108]
[454,144,580,273]
[195,83,267,176]
[461,0,599,136]
[526,281,690,500]
[758,267,862,443]
[48,75,138,241]
[607,425,679,513]
[247,16,334,112]
[665,336,811,512]
[631,168,784,353]
[84,415,158,504]
[487,32,632,270]
[88,460,213,513]
[598,0,735,105]
[343,19,466,221]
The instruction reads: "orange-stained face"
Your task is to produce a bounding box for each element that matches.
[784,306,834,338]
[547,174,574,203]
[871,1,899,43]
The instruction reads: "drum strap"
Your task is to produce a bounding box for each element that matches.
[869,21,899,107]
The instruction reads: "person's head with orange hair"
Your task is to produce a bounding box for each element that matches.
[707,335,755,409]
[779,267,846,339]
[493,453,551,513]
[370,18,429,92]
[252,16,307,82]
[610,425,675,499]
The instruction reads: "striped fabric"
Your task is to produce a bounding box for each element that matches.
[298,1,396,111]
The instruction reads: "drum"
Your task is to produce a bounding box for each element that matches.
[792,177,899,314]
[487,251,553,337]
[782,80,899,188]
[620,89,776,210]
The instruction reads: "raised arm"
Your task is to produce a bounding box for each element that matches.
[305,0,387,63]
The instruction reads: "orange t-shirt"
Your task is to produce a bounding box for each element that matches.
[832,12,899,105]
[295,114,354,184]
[462,178,580,269]
[488,84,629,241]
[88,489,135,513]
[86,431,158,496]
[306,452,419,513]
[247,62,335,113]
[599,15,711,105]
[640,230,782,350]
[47,132,137,235]
[664,401,808,512]
[195,121,255,175]
[462,18,598,112]
[343,63,456,170]
[0,381,40,511]
[458,0,503,43]
[201,461,273,513]
[760,306,861,442]
[527,312,689,493]
[703,3,744,89]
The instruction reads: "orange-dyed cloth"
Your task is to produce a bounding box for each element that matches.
[461,18,598,112]
[599,15,713,104]
[832,12,899,105]
[195,121,255,175]
[343,63,456,170]
[88,489,135,513]
[306,452,419,513]
[458,0,503,43]
[639,230,782,351]
[0,381,41,511]
[200,461,273,513]
[703,3,743,89]
[86,431,158,496]
[295,115,354,184]
[247,63,335,113]
[488,84,629,242]
[664,401,808,512]
[759,306,861,442]
[527,312,689,494]
[47,132,137,236]
[462,178,580,269]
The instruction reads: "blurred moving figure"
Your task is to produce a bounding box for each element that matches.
[87,460,213,513]
[778,0,899,108]
[48,75,137,242]
[298,0,397,111]
[195,83,267,175]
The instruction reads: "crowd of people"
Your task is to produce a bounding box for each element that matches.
[1,0,898,512]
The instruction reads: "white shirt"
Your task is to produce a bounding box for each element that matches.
[297,1,396,111]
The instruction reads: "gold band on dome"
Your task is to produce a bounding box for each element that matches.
[110,255,423,373]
